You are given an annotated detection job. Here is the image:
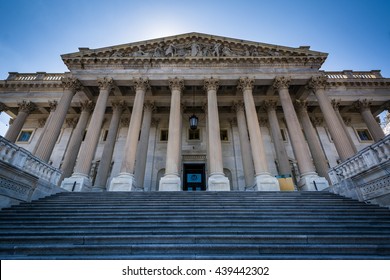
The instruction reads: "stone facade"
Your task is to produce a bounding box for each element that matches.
[1,33,389,192]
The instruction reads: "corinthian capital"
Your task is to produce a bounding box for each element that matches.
[168,77,184,92]
[80,100,95,112]
[144,101,156,112]
[354,99,372,111]
[331,99,341,111]
[97,77,115,91]
[133,77,150,92]
[262,100,278,112]
[62,77,82,92]
[307,76,328,90]
[48,100,58,112]
[112,100,127,113]
[18,100,36,114]
[237,77,254,91]
[232,101,245,113]
[272,76,291,90]
[294,99,308,111]
[204,77,219,92]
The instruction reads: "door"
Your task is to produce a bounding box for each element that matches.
[183,163,206,191]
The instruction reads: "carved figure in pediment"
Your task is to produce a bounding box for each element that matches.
[165,43,176,57]
[222,45,236,57]
[191,40,201,57]
[244,47,250,56]
[153,44,164,57]
[250,47,259,56]
[212,43,221,57]
[133,46,146,57]
[111,50,123,57]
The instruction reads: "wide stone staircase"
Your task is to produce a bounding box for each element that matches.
[1,191,390,259]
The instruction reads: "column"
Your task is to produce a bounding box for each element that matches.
[109,78,149,191]
[273,76,328,191]
[295,100,331,182]
[62,77,113,191]
[32,100,57,154]
[232,101,255,188]
[134,101,155,190]
[238,77,279,191]
[5,100,36,143]
[93,100,126,191]
[308,76,355,161]
[59,101,94,185]
[356,99,385,142]
[331,99,357,153]
[263,100,292,177]
[35,77,82,162]
[159,77,184,191]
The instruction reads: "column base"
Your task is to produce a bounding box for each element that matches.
[208,174,230,191]
[61,173,92,192]
[108,173,138,191]
[298,173,329,191]
[159,174,181,191]
[254,174,280,191]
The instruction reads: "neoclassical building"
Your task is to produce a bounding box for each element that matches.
[1,33,389,193]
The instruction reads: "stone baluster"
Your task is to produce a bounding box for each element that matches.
[35,77,82,162]
[273,77,328,191]
[93,100,127,191]
[62,77,113,191]
[355,99,385,142]
[159,78,184,191]
[308,76,355,161]
[109,78,149,191]
[4,100,36,143]
[238,77,279,191]
[232,101,255,188]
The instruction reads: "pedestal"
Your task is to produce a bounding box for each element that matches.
[254,174,280,191]
[108,173,137,191]
[61,173,92,192]
[159,174,181,191]
[298,173,329,191]
[208,174,230,191]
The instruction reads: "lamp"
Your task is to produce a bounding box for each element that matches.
[189,87,198,130]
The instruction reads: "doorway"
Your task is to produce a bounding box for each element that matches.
[183,163,206,191]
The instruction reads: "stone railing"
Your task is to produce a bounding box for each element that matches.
[0,136,61,185]
[328,134,390,207]
[6,72,64,82]
[325,70,382,79]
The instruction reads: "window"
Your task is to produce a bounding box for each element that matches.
[102,130,109,142]
[17,130,33,142]
[280,128,287,142]
[160,129,168,141]
[356,129,373,141]
[188,129,200,140]
[220,129,228,141]
[82,130,87,141]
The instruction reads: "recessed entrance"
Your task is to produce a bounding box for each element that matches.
[183,163,206,191]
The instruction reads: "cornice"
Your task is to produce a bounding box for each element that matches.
[326,79,390,88]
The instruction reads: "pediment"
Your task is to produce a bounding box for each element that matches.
[62,32,327,69]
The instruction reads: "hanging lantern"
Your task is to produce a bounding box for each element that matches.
[189,114,198,130]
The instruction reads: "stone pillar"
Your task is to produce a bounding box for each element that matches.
[356,99,385,142]
[238,77,279,191]
[232,101,255,188]
[92,100,126,191]
[308,76,355,161]
[159,77,184,191]
[135,101,155,190]
[109,78,149,191]
[35,78,81,162]
[4,100,36,143]
[32,101,58,154]
[295,100,331,182]
[62,77,113,191]
[263,100,292,177]
[203,78,230,191]
[273,76,328,191]
[331,99,357,153]
[59,101,94,185]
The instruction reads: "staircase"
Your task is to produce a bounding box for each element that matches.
[1,191,390,259]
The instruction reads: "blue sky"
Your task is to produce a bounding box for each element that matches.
[0,0,390,135]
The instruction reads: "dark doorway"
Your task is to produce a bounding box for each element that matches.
[183,163,206,191]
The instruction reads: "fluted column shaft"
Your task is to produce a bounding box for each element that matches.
[135,102,154,189]
[32,101,57,154]
[35,78,81,162]
[233,102,255,187]
[60,101,94,182]
[296,101,330,182]
[331,100,357,153]
[274,77,316,177]
[309,76,355,161]
[5,100,36,143]
[73,77,113,176]
[264,100,291,176]
[93,101,126,190]
[357,99,385,142]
